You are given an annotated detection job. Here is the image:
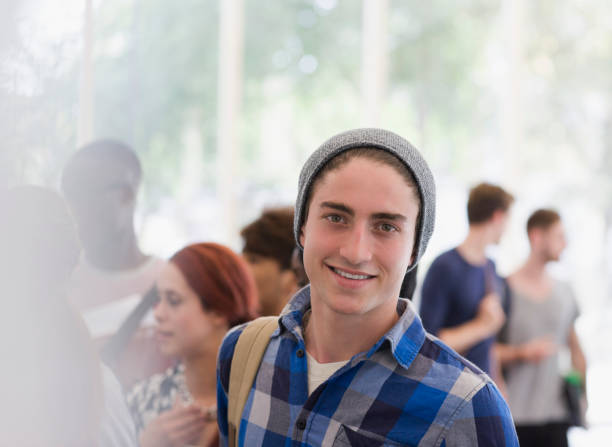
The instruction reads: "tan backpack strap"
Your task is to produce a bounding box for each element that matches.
[227,316,278,447]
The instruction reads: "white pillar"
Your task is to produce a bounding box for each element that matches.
[361,0,389,127]
[500,0,524,183]
[216,0,244,247]
[77,0,94,146]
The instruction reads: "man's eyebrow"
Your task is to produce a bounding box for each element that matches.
[320,201,354,216]
[320,202,407,222]
[372,212,407,222]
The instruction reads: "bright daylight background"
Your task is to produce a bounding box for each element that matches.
[2,0,611,444]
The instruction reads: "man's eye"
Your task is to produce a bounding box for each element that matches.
[326,214,343,224]
[379,223,398,233]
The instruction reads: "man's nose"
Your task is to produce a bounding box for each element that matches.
[338,223,373,265]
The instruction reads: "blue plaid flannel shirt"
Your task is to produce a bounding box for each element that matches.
[217,286,519,446]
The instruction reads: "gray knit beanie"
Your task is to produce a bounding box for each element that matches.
[294,128,436,271]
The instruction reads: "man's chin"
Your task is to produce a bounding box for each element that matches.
[323,292,376,317]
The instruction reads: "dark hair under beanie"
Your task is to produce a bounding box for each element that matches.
[293,128,436,272]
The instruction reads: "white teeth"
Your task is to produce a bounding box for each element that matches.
[332,267,371,280]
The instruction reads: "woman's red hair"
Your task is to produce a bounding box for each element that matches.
[170,242,258,326]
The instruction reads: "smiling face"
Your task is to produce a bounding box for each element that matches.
[153,262,223,358]
[299,156,420,320]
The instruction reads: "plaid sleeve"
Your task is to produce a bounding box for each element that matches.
[443,383,518,446]
[216,324,247,447]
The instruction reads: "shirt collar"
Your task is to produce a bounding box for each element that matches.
[277,285,426,370]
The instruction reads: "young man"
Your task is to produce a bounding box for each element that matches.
[496,209,586,447]
[241,207,301,316]
[61,139,168,385]
[217,129,518,446]
[420,183,513,375]
[61,139,164,313]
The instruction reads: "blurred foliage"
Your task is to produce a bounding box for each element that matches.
[241,0,361,182]
[1,0,611,214]
[92,0,219,211]
[521,0,612,215]
[388,0,500,174]
[0,0,79,189]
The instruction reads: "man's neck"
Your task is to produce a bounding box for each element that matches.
[304,297,399,364]
[517,252,549,281]
[509,252,552,299]
[457,227,491,265]
[85,231,147,271]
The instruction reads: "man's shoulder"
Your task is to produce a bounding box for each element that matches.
[218,322,249,362]
[423,249,463,283]
[380,323,495,402]
[69,255,165,311]
[409,334,510,432]
[551,279,579,311]
[360,331,511,444]
[412,333,493,400]
[426,335,517,446]
[428,248,462,270]
[552,278,574,295]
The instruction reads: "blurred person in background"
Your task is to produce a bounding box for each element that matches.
[61,139,169,386]
[496,209,586,447]
[127,242,258,447]
[420,182,514,375]
[0,186,137,447]
[241,206,301,315]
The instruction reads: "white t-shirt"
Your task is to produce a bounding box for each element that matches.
[99,364,138,447]
[502,280,579,424]
[68,256,165,338]
[306,351,348,395]
[69,256,173,387]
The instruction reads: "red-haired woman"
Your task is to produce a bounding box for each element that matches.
[127,242,258,447]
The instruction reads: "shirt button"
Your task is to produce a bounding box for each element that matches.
[296,349,304,358]
[296,419,306,430]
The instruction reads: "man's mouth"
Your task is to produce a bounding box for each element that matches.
[329,266,375,280]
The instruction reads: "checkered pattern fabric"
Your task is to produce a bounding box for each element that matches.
[217,286,518,446]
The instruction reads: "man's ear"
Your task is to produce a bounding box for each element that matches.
[529,228,543,246]
[491,209,507,224]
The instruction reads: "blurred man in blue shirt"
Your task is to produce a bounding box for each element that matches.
[420,182,514,375]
